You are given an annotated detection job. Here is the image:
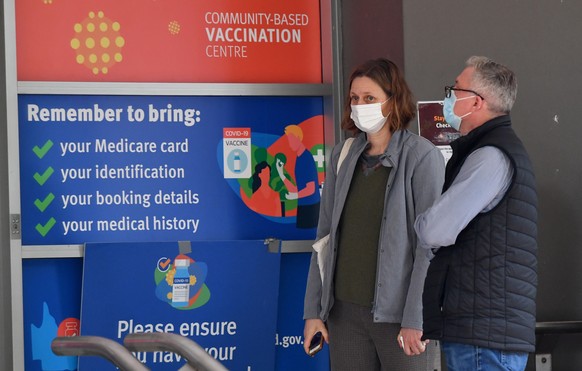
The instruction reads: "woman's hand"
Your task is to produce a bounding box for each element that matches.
[397,327,429,356]
[303,319,329,355]
[275,159,286,180]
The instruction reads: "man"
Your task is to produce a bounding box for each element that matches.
[415,56,538,370]
[276,124,320,229]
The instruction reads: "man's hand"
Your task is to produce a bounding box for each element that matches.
[285,192,299,200]
[397,327,429,356]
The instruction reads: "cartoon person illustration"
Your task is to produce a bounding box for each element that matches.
[277,124,320,228]
[269,153,295,217]
[242,161,282,217]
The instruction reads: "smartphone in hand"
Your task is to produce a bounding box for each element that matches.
[308,332,324,356]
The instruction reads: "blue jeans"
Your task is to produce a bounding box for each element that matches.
[442,342,528,371]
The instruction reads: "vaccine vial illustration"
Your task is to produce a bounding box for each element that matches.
[65,321,79,337]
[233,151,241,172]
[172,258,191,307]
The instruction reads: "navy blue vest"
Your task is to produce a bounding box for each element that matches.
[423,115,538,352]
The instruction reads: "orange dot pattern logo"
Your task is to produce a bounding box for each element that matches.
[168,21,181,36]
[70,11,125,75]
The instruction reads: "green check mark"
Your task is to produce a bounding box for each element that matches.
[33,140,54,159]
[36,217,56,237]
[34,167,54,185]
[34,193,55,212]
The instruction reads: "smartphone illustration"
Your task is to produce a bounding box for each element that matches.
[308,332,324,356]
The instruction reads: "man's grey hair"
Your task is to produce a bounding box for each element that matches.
[466,56,517,114]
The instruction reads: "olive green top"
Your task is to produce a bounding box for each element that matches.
[334,154,390,307]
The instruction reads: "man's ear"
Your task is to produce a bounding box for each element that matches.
[474,96,484,110]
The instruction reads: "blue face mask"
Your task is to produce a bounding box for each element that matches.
[443,90,474,131]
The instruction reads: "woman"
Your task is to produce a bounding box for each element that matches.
[303,58,445,370]
[242,161,281,217]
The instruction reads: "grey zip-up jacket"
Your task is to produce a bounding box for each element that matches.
[303,130,445,330]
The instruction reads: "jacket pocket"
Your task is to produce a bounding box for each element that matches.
[424,250,451,318]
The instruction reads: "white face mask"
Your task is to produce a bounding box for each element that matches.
[350,99,389,134]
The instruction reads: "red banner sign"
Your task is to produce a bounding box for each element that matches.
[16,0,322,83]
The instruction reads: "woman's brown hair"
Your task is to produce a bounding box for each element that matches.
[341,58,416,134]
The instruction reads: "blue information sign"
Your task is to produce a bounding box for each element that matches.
[19,95,324,245]
[80,240,281,370]
[276,253,330,370]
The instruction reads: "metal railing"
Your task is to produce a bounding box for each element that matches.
[52,333,229,371]
[51,335,149,370]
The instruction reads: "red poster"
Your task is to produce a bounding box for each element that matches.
[417,101,460,163]
[417,101,460,146]
[16,0,322,83]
